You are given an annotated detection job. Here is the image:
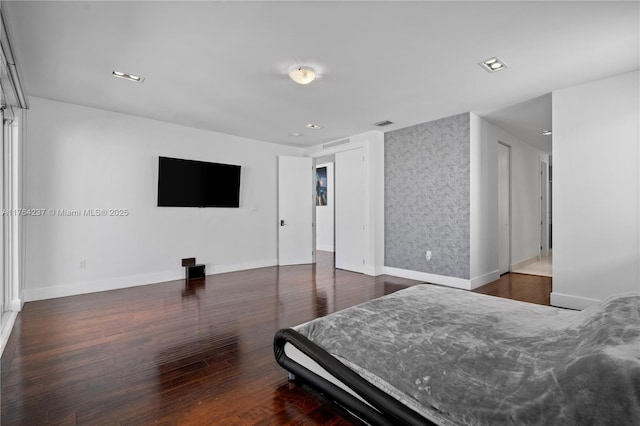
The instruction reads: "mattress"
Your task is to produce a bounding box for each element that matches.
[273,284,640,425]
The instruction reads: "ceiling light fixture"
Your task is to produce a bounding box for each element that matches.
[542,130,552,136]
[112,70,145,83]
[306,123,322,130]
[289,66,317,85]
[290,132,303,137]
[479,57,508,73]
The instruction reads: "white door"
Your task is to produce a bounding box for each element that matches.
[498,143,511,274]
[335,148,365,273]
[278,156,314,265]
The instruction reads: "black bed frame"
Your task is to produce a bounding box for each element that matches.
[274,328,437,426]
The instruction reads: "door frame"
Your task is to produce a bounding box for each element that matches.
[497,141,512,275]
[540,161,549,256]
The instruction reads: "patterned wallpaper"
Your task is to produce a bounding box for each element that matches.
[385,113,470,279]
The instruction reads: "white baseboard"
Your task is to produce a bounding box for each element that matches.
[316,245,334,253]
[362,265,376,276]
[1,311,18,357]
[373,265,385,276]
[10,298,23,311]
[24,270,183,302]
[205,258,277,275]
[470,270,500,290]
[23,258,278,302]
[384,266,471,290]
[361,264,385,277]
[550,292,599,310]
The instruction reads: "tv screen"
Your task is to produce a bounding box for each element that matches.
[157,156,241,207]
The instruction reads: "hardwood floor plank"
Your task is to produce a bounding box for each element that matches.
[473,272,552,306]
[2,252,550,425]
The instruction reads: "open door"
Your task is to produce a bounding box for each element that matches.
[278,156,314,265]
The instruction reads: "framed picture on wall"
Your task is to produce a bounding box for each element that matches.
[316,167,328,206]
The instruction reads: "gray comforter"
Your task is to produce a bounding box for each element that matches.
[295,285,640,425]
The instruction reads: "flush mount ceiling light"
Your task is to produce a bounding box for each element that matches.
[306,123,322,130]
[479,57,508,73]
[112,70,145,83]
[289,66,317,85]
[542,130,552,136]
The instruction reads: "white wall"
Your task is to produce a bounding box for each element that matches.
[552,71,639,309]
[315,162,334,252]
[471,113,549,287]
[470,113,498,287]
[304,130,385,275]
[368,131,385,276]
[23,97,300,301]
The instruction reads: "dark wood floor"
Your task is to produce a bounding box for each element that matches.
[473,271,552,306]
[1,253,551,425]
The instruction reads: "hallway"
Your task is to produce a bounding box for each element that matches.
[512,251,552,277]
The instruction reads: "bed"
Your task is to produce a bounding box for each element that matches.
[273,284,640,425]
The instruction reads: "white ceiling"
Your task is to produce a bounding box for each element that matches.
[3,1,638,151]
[482,93,552,154]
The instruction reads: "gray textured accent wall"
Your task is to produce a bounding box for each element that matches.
[385,113,470,279]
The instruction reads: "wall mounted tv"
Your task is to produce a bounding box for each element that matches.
[157,156,241,208]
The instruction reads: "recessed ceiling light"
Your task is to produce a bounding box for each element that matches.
[373,120,394,127]
[306,124,322,130]
[290,132,304,137]
[479,57,508,73]
[289,66,317,85]
[542,130,552,136]
[112,70,145,83]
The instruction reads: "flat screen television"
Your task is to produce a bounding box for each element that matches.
[157,156,241,207]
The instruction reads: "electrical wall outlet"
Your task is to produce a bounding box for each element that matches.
[425,251,432,261]
[80,260,87,269]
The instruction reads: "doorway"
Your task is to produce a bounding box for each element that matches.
[312,148,366,274]
[513,160,553,277]
[278,147,367,275]
[315,156,335,254]
[510,158,553,278]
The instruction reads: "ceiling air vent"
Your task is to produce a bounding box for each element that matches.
[322,139,350,150]
[374,120,394,127]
